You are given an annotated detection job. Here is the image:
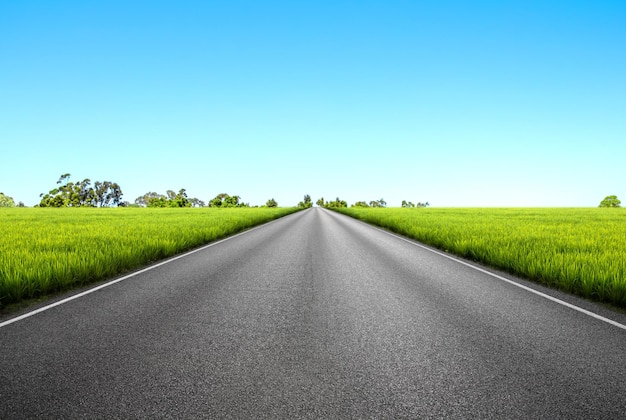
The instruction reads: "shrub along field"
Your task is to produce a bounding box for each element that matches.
[0,207,299,308]
[334,207,626,308]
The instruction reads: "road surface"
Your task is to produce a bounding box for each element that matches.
[1,208,625,418]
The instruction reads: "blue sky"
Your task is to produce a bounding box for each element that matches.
[1,1,624,207]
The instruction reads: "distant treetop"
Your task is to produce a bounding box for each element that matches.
[0,192,16,207]
[599,195,621,208]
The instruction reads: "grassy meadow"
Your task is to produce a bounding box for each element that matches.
[0,207,299,308]
[334,207,626,308]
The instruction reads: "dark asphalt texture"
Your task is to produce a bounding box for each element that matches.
[1,207,625,419]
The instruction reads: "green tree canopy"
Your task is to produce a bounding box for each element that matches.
[298,194,312,208]
[39,174,123,207]
[136,188,200,207]
[352,201,369,207]
[0,192,16,207]
[210,193,247,208]
[401,200,429,208]
[135,192,164,207]
[266,198,278,208]
[599,195,621,208]
[325,197,347,208]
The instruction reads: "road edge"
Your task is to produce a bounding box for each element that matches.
[0,209,310,328]
[323,208,626,331]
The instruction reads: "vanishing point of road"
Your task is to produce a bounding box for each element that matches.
[1,208,625,418]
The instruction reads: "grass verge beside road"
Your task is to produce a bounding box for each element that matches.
[0,207,300,308]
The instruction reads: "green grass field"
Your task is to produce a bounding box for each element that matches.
[0,207,299,308]
[333,207,626,308]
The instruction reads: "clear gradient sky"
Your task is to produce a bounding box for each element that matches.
[1,1,624,207]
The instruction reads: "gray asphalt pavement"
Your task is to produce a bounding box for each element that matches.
[1,207,625,419]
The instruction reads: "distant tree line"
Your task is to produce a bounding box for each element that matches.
[208,193,248,208]
[298,195,312,208]
[401,200,429,208]
[6,173,620,208]
[134,189,204,208]
[0,192,25,207]
[135,191,276,208]
[39,174,123,207]
[318,198,428,208]
[29,174,286,208]
[317,197,348,208]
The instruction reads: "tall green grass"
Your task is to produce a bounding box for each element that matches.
[334,207,626,308]
[0,207,299,307]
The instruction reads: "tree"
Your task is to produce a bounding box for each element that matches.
[94,181,123,207]
[223,195,241,207]
[325,197,347,208]
[190,198,205,208]
[316,197,325,207]
[147,196,169,207]
[135,192,164,207]
[401,200,415,208]
[298,194,312,208]
[0,192,15,207]
[172,189,191,207]
[209,193,228,208]
[369,198,386,208]
[599,195,621,208]
[139,188,197,207]
[39,174,124,207]
[266,198,278,208]
[166,190,177,201]
[209,193,246,208]
[39,174,79,207]
[352,201,369,207]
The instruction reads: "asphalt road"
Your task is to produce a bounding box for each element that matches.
[1,208,625,419]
